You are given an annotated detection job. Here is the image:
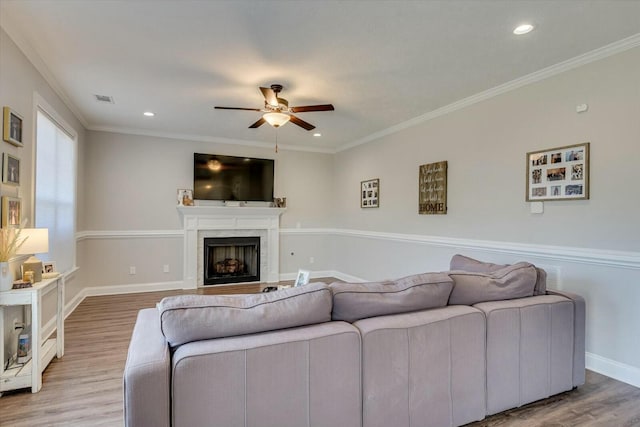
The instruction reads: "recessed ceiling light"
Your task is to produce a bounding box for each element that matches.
[143,111,155,117]
[313,133,321,137]
[513,24,534,35]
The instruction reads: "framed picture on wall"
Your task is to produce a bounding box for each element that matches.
[2,153,20,185]
[1,196,21,228]
[361,178,379,208]
[526,142,590,201]
[3,107,24,147]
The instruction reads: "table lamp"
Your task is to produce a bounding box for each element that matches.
[17,228,49,283]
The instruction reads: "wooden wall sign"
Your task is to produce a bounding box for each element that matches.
[419,161,447,215]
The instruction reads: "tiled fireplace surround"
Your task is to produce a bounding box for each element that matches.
[178,206,286,287]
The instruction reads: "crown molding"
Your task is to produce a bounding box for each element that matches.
[87,125,336,154]
[338,33,640,153]
[0,17,90,129]
[4,7,638,155]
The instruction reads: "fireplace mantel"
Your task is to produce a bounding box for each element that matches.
[178,206,286,288]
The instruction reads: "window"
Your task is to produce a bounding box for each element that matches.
[35,107,76,274]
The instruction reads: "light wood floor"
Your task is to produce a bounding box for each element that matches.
[1,280,639,427]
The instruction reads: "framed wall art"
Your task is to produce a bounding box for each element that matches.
[361,178,379,208]
[526,142,590,201]
[3,107,24,147]
[1,196,21,228]
[419,161,447,215]
[2,153,20,185]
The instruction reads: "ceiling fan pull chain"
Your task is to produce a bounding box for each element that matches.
[275,129,278,153]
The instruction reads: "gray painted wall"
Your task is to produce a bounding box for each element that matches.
[331,46,640,385]
[333,47,640,252]
[1,28,86,361]
[2,20,639,387]
[79,130,335,287]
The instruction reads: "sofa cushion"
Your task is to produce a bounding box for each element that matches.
[158,282,332,347]
[329,272,454,323]
[448,262,537,305]
[450,254,547,295]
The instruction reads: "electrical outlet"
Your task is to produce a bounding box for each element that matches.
[163,264,170,273]
[129,266,136,275]
[309,257,315,264]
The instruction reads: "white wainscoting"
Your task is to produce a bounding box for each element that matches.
[74,227,640,388]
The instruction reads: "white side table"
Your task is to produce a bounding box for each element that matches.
[0,276,64,393]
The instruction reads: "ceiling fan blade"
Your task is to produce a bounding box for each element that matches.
[259,87,278,107]
[249,117,266,128]
[214,106,262,111]
[289,114,316,131]
[290,104,335,113]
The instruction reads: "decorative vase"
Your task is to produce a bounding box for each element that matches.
[0,262,13,291]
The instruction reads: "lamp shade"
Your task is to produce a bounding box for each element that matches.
[17,228,49,255]
[263,112,290,128]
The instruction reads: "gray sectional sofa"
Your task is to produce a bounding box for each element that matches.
[123,255,585,427]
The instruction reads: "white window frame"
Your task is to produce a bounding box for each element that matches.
[32,92,78,273]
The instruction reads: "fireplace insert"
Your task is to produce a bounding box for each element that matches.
[203,236,260,285]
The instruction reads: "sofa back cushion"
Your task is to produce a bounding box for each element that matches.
[329,273,453,323]
[450,254,547,295]
[448,262,538,305]
[158,282,332,347]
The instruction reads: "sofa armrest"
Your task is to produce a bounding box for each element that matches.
[547,289,586,387]
[124,308,171,427]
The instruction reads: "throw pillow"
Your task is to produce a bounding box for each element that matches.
[448,262,538,305]
[158,282,332,347]
[450,254,547,295]
[330,272,454,323]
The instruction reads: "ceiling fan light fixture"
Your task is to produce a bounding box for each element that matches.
[263,112,290,128]
[513,24,534,35]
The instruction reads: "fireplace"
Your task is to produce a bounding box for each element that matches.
[203,236,260,285]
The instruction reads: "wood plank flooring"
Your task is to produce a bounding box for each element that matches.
[0,280,639,427]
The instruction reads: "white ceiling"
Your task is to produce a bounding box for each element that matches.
[2,1,639,152]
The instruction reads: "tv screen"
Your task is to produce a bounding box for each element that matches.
[193,153,274,202]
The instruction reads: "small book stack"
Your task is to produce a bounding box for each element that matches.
[12,280,32,289]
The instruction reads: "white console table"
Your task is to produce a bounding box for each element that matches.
[0,276,64,393]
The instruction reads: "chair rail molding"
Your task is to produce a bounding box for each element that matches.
[281,228,640,270]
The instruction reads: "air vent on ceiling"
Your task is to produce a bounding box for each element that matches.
[94,94,115,104]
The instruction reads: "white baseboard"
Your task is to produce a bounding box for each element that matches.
[586,352,640,389]
[84,281,185,297]
[61,281,183,321]
[65,288,87,319]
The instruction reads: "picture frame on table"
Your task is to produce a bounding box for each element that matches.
[3,107,24,147]
[1,196,21,228]
[2,153,20,185]
[294,269,310,287]
[361,178,379,208]
[43,261,57,274]
[177,189,194,206]
[526,142,590,201]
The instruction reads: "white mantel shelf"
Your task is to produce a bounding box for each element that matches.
[177,205,286,288]
[177,205,286,218]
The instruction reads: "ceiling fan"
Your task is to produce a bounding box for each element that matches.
[214,84,334,131]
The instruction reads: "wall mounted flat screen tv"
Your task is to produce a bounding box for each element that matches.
[194,153,274,202]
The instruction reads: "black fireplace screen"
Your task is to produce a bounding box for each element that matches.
[203,236,260,285]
